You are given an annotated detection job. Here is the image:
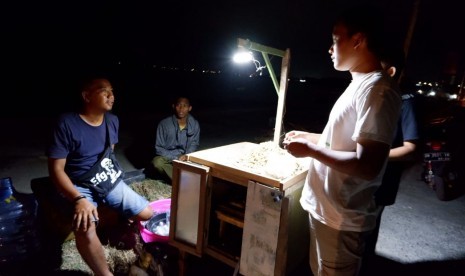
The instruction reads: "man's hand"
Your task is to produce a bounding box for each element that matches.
[283,130,321,146]
[178,154,188,161]
[283,137,313,158]
[73,198,99,231]
[284,130,307,142]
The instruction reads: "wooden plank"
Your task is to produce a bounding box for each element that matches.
[240,181,282,275]
[281,181,309,275]
[274,196,289,276]
[204,246,240,268]
[216,210,244,228]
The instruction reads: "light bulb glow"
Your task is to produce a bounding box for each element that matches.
[233,51,254,63]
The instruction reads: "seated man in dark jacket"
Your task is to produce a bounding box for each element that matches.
[151,96,200,181]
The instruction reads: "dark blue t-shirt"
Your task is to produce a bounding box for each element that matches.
[46,112,119,179]
[375,94,420,206]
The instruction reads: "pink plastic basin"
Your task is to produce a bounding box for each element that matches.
[139,198,171,243]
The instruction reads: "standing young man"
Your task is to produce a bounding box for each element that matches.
[47,77,153,275]
[283,6,402,276]
[151,96,200,181]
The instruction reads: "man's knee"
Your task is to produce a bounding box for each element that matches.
[135,206,154,221]
[152,156,167,171]
[152,156,173,177]
[74,223,99,239]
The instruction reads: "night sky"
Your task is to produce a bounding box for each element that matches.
[2,0,465,113]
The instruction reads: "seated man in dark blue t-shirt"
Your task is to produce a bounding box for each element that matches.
[47,77,153,275]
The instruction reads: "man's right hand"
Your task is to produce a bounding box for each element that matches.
[73,198,99,231]
[178,154,188,161]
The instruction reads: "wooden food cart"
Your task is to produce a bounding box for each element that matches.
[168,142,310,275]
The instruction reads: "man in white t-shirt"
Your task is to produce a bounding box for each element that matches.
[283,5,401,276]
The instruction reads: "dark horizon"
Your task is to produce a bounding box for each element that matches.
[2,59,461,121]
[3,0,465,120]
[2,63,351,118]
[4,0,465,80]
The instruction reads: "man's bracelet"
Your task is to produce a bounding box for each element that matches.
[73,195,86,203]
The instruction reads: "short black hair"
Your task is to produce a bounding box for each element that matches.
[173,96,191,105]
[334,5,385,57]
[80,78,102,92]
[78,71,111,91]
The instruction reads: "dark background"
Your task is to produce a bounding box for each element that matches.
[1,4,464,274]
[2,0,464,116]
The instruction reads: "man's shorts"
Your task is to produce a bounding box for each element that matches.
[76,180,149,218]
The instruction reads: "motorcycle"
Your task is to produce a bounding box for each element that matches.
[420,99,465,201]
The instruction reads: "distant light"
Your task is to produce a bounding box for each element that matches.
[233,51,254,63]
[417,89,424,94]
[449,94,458,100]
[299,78,306,83]
[427,91,436,97]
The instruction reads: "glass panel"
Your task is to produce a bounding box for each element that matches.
[175,169,201,245]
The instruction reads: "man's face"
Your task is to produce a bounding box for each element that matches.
[84,79,115,111]
[174,98,191,119]
[328,24,357,71]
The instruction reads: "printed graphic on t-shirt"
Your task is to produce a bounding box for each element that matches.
[90,157,122,186]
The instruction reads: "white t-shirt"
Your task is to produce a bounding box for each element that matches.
[300,71,401,232]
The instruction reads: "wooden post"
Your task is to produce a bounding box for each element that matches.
[399,0,421,85]
[178,250,187,276]
[273,49,291,146]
